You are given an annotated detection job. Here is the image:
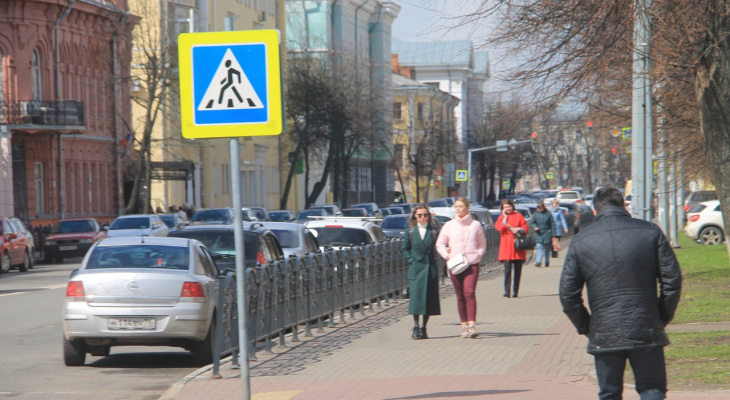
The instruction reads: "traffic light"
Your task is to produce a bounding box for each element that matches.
[531,132,537,145]
[587,121,593,128]
[611,147,617,155]
[434,180,439,188]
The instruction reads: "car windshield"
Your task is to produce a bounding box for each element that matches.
[159,215,176,228]
[269,229,300,248]
[353,204,374,213]
[170,229,257,260]
[558,192,580,200]
[342,209,366,216]
[269,212,290,222]
[380,217,409,229]
[298,210,324,219]
[192,210,229,222]
[110,217,150,230]
[312,206,335,215]
[310,227,374,246]
[52,220,94,233]
[86,245,189,270]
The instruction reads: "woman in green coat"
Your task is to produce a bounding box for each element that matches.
[402,204,441,340]
[531,200,556,268]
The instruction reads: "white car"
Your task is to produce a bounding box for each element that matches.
[106,214,169,238]
[555,190,583,204]
[62,237,220,366]
[304,217,388,251]
[684,200,725,245]
[258,221,321,259]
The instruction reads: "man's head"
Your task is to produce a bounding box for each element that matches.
[593,187,625,212]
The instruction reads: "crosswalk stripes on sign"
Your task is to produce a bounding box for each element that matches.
[197,49,263,111]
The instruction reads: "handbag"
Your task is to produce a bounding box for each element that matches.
[514,233,536,250]
[551,250,559,258]
[447,253,470,275]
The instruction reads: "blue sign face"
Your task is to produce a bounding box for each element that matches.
[191,43,269,126]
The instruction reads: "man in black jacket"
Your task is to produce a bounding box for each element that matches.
[559,187,682,400]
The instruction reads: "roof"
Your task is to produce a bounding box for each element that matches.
[392,38,473,68]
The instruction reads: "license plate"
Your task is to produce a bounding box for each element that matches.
[59,245,77,251]
[107,317,156,330]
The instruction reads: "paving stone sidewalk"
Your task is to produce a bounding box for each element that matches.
[161,242,729,400]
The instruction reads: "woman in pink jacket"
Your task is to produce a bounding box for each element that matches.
[494,199,529,298]
[436,198,487,338]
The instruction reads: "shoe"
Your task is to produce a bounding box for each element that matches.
[467,323,478,338]
[503,293,510,298]
[420,327,428,339]
[545,264,550,268]
[535,263,542,268]
[461,326,469,338]
[411,326,421,340]
[512,293,518,298]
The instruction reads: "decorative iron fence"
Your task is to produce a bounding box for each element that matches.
[1,100,85,126]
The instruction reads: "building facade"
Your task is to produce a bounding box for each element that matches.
[0,0,136,226]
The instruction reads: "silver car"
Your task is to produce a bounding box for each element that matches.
[106,214,169,238]
[62,237,220,366]
[258,222,321,260]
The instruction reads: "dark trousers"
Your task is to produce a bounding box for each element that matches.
[502,260,523,296]
[594,347,667,400]
[449,264,479,322]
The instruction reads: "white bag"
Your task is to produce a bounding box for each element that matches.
[447,253,470,275]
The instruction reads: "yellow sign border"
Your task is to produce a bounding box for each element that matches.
[455,170,468,182]
[178,29,282,138]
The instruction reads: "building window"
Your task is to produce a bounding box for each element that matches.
[34,163,44,214]
[32,49,42,100]
[393,102,402,120]
[394,144,404,168]
[417,102,424,120]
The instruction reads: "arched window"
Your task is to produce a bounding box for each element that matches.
[32,49,41,100]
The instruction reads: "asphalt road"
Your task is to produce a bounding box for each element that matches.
[0,260,200,400]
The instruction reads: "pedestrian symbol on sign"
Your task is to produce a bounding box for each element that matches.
[198,49,263,111]
[456,170,468,182]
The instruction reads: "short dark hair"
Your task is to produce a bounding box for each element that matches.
[593,187,625,212]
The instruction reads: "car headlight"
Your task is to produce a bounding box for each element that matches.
[80,239,93,244]
[45,240,56,246]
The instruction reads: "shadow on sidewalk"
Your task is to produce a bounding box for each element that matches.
[384,389,529,399]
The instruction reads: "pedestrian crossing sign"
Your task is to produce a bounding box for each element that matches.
[178,30,282,138]
[456,170,468,182]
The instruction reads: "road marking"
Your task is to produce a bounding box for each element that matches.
[42,284,68,290]
[0,291,26,297]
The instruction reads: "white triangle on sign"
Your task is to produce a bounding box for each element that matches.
[197,48,264,111]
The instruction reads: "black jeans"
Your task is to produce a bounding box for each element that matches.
[502,260,523,296]
[594,346,667,400]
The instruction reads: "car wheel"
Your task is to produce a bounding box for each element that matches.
[191,320,215,366]
[89,346,111,357]
[63,337,87,366]
[0,252,10,273]
[28,250,34,269]
[699,226,724,245]
[18,252,29,272]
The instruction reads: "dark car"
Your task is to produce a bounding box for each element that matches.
[310,204,342,216]
[380,214,411,238]
[243,206,271,221]
[169,223,284,272]
[296,208,327,223]
[43,218,107,263]
[351,203,382,218]
[191,208,234,224]
[269,210,296,222]
[341,208,369,217]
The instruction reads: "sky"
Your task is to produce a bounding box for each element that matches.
[391,0,474,42]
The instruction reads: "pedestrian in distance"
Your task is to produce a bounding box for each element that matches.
[436,198,486,339]
[494,199,529,298]
[559,186,682,400]
[550,199,569,241]
[531,200,556,268]
[402,204,441,340]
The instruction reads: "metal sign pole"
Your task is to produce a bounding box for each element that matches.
[231,138,250,399]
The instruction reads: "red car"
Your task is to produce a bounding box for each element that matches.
[43,219,107,263]
[0,217,33,273]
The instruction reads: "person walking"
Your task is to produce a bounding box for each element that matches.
[531,200,556,268]
[494,199,529,298]
[436,198,486,338]
[559,187,682,400]
[402,205,441,340]
[550,199,569,241]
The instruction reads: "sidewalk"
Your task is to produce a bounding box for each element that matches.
[160,242,728,400]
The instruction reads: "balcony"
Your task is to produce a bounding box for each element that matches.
[1,100,85,133]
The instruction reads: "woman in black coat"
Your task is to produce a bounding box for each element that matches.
[531,200,556,268]
[402,204,441,340]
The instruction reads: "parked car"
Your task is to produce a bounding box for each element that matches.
[390,203,416,214]
[190,208,234,224]
[169,223,285,272]
[684,190,717,212]
[557,202,586,234]
[159,214,188,233]
[310,204,342,216]
[379,208,393,217]
[0,217,33,273]
[106,214,169,238]
[243,206,271,221]
[259,222,321,259]
[269,210,297,222]
[380,214,411,239]
[684,200,725,245]
[350,203,382,218]
[555,190,583,204]
[9,217,35,269]
[296,208,328,223]
[304,217,388,250]
[62,237,220,366]
[341,207,369,217]
[43,218,107,263]
[427,198,451,207]
[384,206,406,215]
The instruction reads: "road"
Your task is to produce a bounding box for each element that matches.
[0,260,200,400]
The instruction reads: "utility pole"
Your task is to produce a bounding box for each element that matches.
[631,0,653,221]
